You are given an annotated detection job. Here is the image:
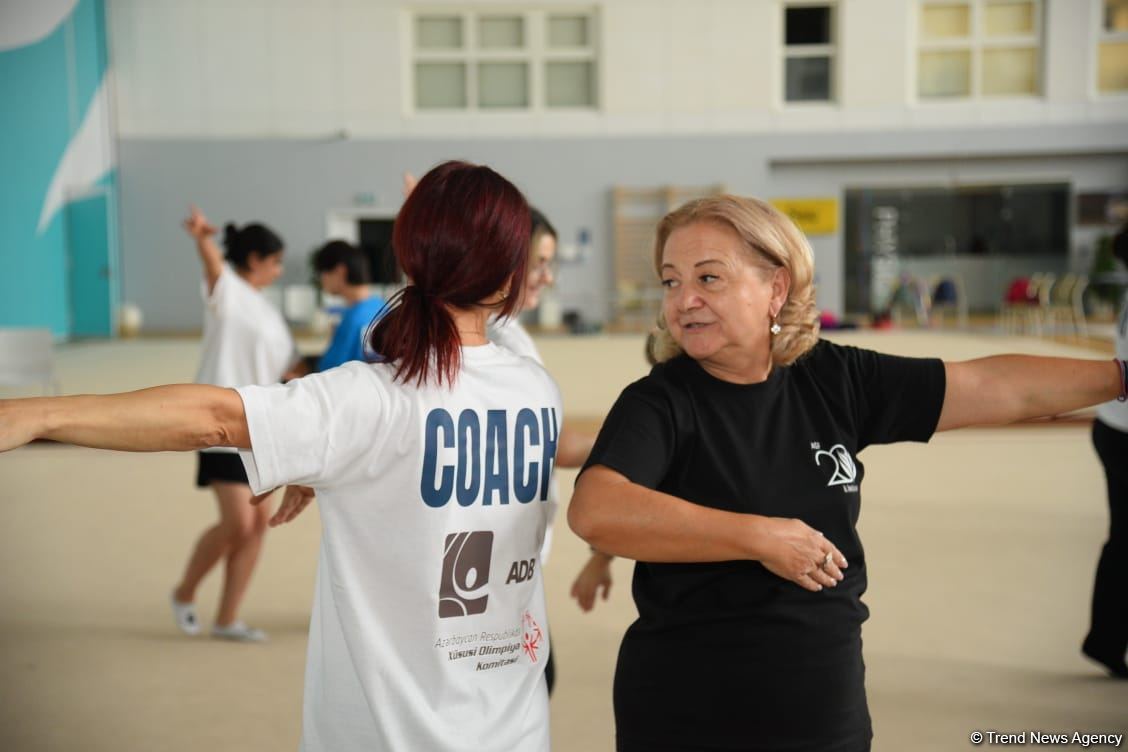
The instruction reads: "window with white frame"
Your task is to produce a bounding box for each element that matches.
[783,3,836,103]
[1098,0,1128,93]
[411,8,598,111]
[917,0,1042,99]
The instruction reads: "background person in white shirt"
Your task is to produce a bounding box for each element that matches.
[0,161,561,751]
[170,207,299,643]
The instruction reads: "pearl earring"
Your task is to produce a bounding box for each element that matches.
[770,317,782,335]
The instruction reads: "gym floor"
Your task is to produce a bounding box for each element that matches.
[1,331,1125,751]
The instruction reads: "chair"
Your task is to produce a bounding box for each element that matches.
[930,276,967,328]
[1070,275,1090,339]
[1001,274,1054,335]
[0,328,60,394]
[1046,274,1079,337]
[1000,276,1032,334]
[888,274,931,327]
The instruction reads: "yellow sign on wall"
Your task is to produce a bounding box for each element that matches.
[770,198,839,235]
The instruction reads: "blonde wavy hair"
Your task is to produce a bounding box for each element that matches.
[650,195,820,367]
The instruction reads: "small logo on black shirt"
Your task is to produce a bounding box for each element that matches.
[813,443,858,488]
[439,531,494,618]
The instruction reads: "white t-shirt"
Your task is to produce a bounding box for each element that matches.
[195,265,295,452]
[487,317,560,563]
[236,345,562,752]
[1096,296,1128,432]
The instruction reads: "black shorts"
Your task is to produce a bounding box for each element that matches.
[195,451,249,488]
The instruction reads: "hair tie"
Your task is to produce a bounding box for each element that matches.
[404,284,432,300]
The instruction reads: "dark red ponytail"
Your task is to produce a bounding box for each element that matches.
[368,161,530,387]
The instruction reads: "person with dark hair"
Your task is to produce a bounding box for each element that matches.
[1084,222,1128,679]
[171,206,299,643]
[567,195,1126,752]
[484,206,597,693]
[310,239,385,370]
[0,162,561,751]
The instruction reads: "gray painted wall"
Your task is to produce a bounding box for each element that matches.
[118,123,1128,331]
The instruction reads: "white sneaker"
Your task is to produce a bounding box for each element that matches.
[170,593,200,636]
[211,621,268,643]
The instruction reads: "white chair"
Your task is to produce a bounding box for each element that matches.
[0,328,60,394]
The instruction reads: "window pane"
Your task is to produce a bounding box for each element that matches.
[479,16,523,49]
[547,61,595,106]
[918,50,971,97]
[478,62,528,108]
[920,3,971,39]
[1099,41,1128,92]
[984,1,1036,36]
[785,56,832,101]
[549,15,589,47]
[416,16,463,49]
[785,6,832,46]
[1106,0,1128,32]
[415,63,466,108]
[982,47,1039,94]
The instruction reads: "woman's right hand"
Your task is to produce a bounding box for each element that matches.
[0,399,41,452]
[263,484,316,527]
[182,204,216,240]
[754,517,848,592]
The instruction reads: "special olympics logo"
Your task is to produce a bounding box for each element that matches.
[522,611,543,662]
[814,444,857,487]
[438,531,493,619]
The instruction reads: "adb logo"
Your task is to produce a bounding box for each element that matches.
[439,531,494,618]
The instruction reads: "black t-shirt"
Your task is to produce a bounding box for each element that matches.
[582,339,946,752]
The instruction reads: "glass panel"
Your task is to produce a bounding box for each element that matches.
[479,16,524,49]
[785,56,832,101]
[920,3,971,39]
[1098,41,1128,92]
[918,49,971,97]
[416,16,463,49]
[549,15,589,47]
[984,1,1036,36]
[785,6,832,45]
[478,62,529,108]
[546,61,595,107]
[982,47,1039,95]
[1106,0,1128,32]
[415,63,466,109]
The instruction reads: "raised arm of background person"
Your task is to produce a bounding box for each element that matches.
[568,465,847,592]
[0,386,249,454]
[937,356,1122,432]
[557,422,597,468]
[183,204,224,293]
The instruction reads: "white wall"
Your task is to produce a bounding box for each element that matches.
[108,0,1128,139]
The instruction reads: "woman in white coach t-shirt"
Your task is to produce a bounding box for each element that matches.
[0,162,561,752]
[170,207,298,643]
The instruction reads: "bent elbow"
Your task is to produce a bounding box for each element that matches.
[567,493,598,543]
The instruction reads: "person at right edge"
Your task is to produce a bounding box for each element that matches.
[1084,222,1128,680]
[567,194,1128,752]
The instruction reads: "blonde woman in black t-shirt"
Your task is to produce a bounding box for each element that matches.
[568,195,1127,752]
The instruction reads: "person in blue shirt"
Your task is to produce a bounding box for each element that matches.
[311,240,386,370]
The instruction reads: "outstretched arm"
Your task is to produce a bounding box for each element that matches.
[183,204,224,293]
[557,422,596,468]
[568,465,848,592]
[937,356,1122,432]
[0,386,249,453]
